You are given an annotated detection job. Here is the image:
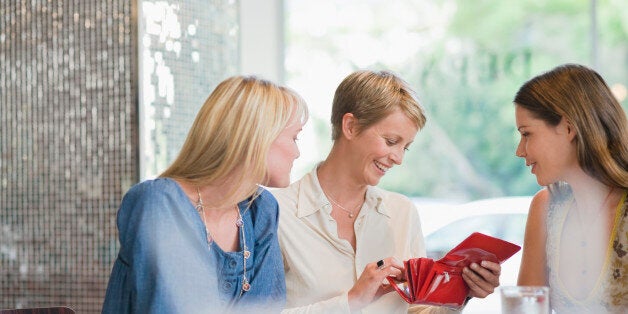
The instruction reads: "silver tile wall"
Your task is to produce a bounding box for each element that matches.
[0,0,239,312]
[138,0,239,179]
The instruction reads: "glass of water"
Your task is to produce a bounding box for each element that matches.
[500,286,549,314]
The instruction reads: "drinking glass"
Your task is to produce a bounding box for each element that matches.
[500,286,549,314]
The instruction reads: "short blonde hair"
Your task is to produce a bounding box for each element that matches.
[161,75,308,202]
[331,70,425,140]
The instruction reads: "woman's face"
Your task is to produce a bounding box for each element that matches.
[515,105,578,186]
[349,109,418,186]
[265,112,303,188]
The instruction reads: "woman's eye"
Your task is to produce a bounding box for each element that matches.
[385,138,396,146]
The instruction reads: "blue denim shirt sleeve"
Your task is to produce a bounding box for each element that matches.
[237,188,286,312]
[102,179,221,314]
[102,179,286,314]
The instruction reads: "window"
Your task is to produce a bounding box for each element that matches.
[285,0,628,200]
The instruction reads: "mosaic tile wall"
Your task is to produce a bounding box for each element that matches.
[0,0,138,312]
[0,0,239,312]
[139,0,239,179]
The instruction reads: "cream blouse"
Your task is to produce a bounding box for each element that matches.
[272,168,458,314]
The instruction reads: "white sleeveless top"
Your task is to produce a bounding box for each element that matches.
[546,186,627,313]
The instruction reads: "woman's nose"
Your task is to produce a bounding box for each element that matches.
[515,142,525,158]
[390,148,403,165]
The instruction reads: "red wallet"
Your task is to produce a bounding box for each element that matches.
[387,232,521,309]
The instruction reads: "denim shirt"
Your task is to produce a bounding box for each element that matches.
[102,178,286,313]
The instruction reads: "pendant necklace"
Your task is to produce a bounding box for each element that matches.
[323,190,363,219]
[195,187,251,293]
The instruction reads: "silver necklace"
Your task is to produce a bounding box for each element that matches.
[323,190,363,219]
[195,187,251,293]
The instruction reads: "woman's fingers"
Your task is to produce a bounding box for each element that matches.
[374,257,405,281]
[384,257,404,270]
[382,266,402,278]
[376,281,398,297]
[348,257,402,311]
[463,261,501,298]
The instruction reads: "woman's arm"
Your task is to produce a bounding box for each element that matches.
[116,181,219,313]
[517,189,549,285]
[280,258,404,314]
[244,192,287,311]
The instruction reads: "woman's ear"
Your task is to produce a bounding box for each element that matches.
[341,113,358,139]
[561,118,577,142]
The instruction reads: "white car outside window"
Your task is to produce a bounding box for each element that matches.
[413,196,533,314]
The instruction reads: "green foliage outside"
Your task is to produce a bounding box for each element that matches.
[286,0,628,201]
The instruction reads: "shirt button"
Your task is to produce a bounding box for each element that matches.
[223,281,232,291]
[229,259,237,268]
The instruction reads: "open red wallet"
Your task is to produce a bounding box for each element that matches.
[387,232,521,309]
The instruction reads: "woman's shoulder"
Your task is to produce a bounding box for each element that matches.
[532,188,550,203]
[116,178,188,238]
[532,183,573,211]
[527,188,552,219]
[254,187,279,207]
[373,186,414,204]
[123,178,181,202]
[118,178,185,219]
[246,188,281,234]
[268,179,302,210]
[125,177,178,194]
[249,187,280,217]
[371,186,417,216]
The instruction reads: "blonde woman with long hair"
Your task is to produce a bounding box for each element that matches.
[515,64,628,313]
[103,76,308,313]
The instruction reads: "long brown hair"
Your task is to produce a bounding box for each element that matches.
[514,63,628,188]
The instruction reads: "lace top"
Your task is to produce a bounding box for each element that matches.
[546,187,627,313]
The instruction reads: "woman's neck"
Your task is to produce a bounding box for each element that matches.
[177,179,251,212]
[317,156,367,203]
[564,170,617,214]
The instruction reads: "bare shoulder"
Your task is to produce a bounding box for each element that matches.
[528,189,550,219]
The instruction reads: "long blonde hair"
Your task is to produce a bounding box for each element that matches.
[160,75,308,203]
[331,70,426,140]
[514,63,628,188]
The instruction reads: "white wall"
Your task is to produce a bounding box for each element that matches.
[239,0,284,83]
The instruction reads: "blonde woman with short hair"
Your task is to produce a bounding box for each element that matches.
[274,70,501,313]
[103,76,308,313]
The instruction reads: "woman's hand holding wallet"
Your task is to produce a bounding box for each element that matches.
[463,260,502,298]
[387,232,521,309]
[347,257,404,312]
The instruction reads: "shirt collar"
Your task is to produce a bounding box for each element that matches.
[296,167,328,218]
[296,166,391,219]
[368,186,390,218]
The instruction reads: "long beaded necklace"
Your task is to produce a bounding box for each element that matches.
[195,187,251,293]
[323,190,363,219]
